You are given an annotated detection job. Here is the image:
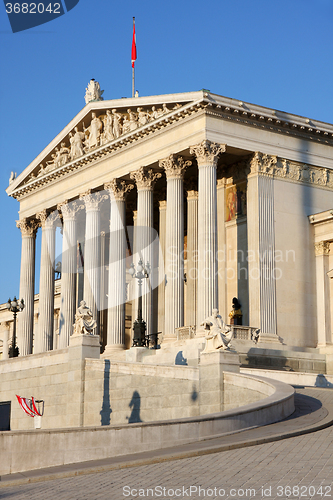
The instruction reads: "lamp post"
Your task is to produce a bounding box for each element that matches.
[129,259,150,347]
[6,297,24,358]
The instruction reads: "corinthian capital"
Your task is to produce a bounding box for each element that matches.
[130,167,162,191]
[36,209,59,228]
[189,140,226,167]
[315,241,330,256]
[16,218,38,237]
[57,200,83,220]
[104,179,134,201]
[79,189,108,210]
[159,154,191,179]
[250,152,278,174]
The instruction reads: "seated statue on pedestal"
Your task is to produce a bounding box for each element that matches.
[73,301,97,336]
[201,309,233,353]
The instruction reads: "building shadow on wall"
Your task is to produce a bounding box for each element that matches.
[191,384,198,402]
[100,359,112,425]
[315,374,333,388]
[127,390,142,423]
[175,351,188,365]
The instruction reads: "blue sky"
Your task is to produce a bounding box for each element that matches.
[0,0,332,304]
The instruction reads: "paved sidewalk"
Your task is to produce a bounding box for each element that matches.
[1,387,332,494]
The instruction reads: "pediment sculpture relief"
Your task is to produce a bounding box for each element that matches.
[28,102,183,183]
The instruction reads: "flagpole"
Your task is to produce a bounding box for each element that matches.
[132,17,135,98]
[132,66,135,98]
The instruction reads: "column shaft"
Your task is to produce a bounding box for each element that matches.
[137,188,153,335]
[190,141,225,328]
[247,153,279,341]
[80,191,106,339]
[186,191,198,327]
[315,242,331,346]
[198,165,217,323]
[130,168,161,338]
[58,202,80,349]
[17,219,37,355]
[108,197,126,348]
[160,155,190,338]
[1,322,10,360]
[217,179,227,321]
[158,201,167,335]
[35,211,57,353]
[105,180,133,351]
[165,177,184,335]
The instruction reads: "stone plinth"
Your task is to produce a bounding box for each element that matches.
[68,334,100,360]
[199,350,240,415]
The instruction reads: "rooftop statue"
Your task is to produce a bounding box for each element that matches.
[84,79,104,105]
[201,309,233,353]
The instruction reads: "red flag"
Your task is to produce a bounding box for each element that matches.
[131,18,137,68]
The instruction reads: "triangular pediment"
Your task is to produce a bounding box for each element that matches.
[7,91,205,199]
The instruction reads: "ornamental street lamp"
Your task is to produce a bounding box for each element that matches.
[129,259,150,347]
[6,297,24,358]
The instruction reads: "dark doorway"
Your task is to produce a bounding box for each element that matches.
[0,401,11,431]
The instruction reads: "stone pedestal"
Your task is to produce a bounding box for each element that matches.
[199,350,240,415]
[68,333,101,360]
[67,333,100,427]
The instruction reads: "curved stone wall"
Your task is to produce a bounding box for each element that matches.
[0,372,294,475]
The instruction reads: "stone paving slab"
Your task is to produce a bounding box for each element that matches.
[0,388,332,490]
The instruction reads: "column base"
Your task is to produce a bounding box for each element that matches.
[318,345,333,375]
[258,333,283,345]
[161,333,177,344]
[102,344,126,359]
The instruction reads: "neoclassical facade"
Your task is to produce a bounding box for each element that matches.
[2,88,333,359]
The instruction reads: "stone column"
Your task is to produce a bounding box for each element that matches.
[190,141,225,328]
[57,200,82,349]
[104,180,133,351]
[53,309,60,350]
[158,200,167,336]
[79,190,107,339]
[131,210,138,333]
[99,230,106,345]
[159,155,191,338]
[1,322,10,360]
[247,152,280,342]
[186,190,198,327]
[315,241,331,347]
[35,210,58,353]
[217,178,227,321]
[130,167,161,337]
[16,218,38,355]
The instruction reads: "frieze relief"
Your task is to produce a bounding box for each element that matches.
[249,152,333,189]
[26,103,183,186]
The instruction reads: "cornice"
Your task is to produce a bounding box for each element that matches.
[204,100,333,145]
